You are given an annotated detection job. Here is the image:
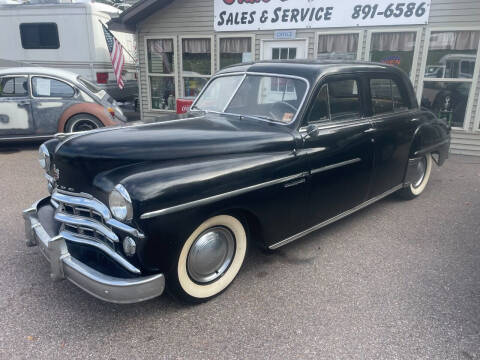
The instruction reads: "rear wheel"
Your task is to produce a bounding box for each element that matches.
[398,153,433,199]
[65,114,103,133]
[167,215,247,303]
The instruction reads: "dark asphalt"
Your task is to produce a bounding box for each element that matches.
[0,147,479,360]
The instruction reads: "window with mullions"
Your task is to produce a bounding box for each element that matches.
[317,33,359,60]
[370,32,417,76]
[147,39,176,111]
[421,30,480,128]
[219,37,252,69]
[182,38,212,97]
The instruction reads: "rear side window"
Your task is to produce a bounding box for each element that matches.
[0,76,28,97]
[370,78,409,115]
[32,77,74,98]
[20,23,59,49]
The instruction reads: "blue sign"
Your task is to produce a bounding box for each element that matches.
[274,30,297,40]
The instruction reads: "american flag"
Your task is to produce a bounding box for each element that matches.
[101,23,125,89]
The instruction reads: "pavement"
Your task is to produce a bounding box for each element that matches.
[0,146,479,360]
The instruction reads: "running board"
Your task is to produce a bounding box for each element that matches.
[268,184,404,250]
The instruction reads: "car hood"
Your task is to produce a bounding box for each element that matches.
[52,113,295,194]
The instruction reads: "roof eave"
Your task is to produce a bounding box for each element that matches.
[107,0,174,33]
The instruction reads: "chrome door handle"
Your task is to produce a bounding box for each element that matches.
[284,178,306,188]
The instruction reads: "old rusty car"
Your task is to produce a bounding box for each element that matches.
[23,61,450,304]
[0,67,126,141]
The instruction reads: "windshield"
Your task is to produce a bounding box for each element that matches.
[194,74,308,124]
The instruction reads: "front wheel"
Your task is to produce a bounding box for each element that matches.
[398,153,433,200]
[167,215,247,303]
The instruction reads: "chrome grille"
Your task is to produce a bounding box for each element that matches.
[52,191,119,245]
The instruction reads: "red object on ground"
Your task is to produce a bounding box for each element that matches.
[176,98,194,114]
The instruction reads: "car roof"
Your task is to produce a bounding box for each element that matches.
[216,60,404,84]
[0,67,80,83]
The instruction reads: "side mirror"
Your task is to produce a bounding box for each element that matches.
[305,124,319,138]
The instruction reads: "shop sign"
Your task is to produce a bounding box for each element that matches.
[214,0,431,32]
[274,30,296,40]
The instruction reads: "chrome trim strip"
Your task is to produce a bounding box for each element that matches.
[52,191,111,219]
[311,158,362,175]
[0,135,53,141]
[269,184,403,250]
[60,230,140,274]
[140,172,309,220]
[52,190,145,238]
[54,212,119,243]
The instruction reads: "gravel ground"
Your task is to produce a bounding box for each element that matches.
[0,146,479,360]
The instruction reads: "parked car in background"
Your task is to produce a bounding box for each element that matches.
[0,67,126,141]
[24,61,450,304]
[0,0,138,102]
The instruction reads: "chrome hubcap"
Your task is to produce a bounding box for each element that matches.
[187,227,235,284]
[73,120,97,132]
[413,157,427,188]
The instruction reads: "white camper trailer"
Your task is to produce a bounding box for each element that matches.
[0,0,137,101]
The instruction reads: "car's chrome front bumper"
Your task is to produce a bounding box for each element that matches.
[23,197,165,304]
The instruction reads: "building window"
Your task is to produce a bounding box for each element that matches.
[369,32,417,76]
[147,38,176,111]
[20,23,59,49]
[421,31,480,128]
[317,33,359,60]
[219,37,253,69]
[182,37,212,98]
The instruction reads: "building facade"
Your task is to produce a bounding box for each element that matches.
[114,0,480,156]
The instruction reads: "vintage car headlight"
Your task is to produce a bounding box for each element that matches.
[109,184,133,222]
[38,144,50,170]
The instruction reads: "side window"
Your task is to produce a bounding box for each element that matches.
[370,78,408,115]
[307,84,329,123]
[32,77,75,98]
[20,23,59,49]
[328,79,362,121]
[0,76,28,97]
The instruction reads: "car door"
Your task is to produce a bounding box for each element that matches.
[300,75,375,228]
[30,76,77,135]
[366,76,418,198]
[0,75,34,137]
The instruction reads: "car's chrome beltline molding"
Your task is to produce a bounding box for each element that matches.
[268,184,404,250]
[140,172,309,220]
[311,158,362,175]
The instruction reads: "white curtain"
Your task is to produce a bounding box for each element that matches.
[371,32,416,52]
[429,31,480,51]
[318,34,359,54]
[183,38,211,54]
[220,38,251,53]
[148,39,174,74]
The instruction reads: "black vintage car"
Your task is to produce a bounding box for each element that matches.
[24,61,450,304]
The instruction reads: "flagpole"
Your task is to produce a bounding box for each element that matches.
[99,20,137,63]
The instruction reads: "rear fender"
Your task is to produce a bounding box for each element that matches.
[58,103,119,132]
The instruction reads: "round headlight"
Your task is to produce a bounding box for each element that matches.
[38,144,50,170]
[109,184,133,222]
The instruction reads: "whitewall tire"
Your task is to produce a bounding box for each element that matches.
[169,215,247,303]
[399,153,433,199]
